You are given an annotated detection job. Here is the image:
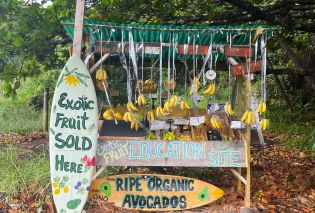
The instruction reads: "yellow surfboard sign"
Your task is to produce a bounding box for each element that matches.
[89,174,224,211]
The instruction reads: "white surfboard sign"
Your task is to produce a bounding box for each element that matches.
[49,55,98,212]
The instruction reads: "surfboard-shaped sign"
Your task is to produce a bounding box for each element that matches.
[89,174,224,211]
[49,55,98,212]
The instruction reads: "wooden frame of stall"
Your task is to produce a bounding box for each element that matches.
[69,0,270,209]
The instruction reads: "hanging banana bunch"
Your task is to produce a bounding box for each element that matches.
[156,105,165,117]
[103,109,122,120]
[96,69,108,81]
[256,101,267,115]
[127,101,138,112]
[241,109,255,125]
[224,102,235,116]
[260,119,270,131]
[147,110,155,123]
[203,83,216,96]
[137,95,147,106]
[210,116,222,129]
[193,77,202,90]
[169,95,179,108]
[163,100,173,113]
[123,111,139,131]
[180,99,191,110]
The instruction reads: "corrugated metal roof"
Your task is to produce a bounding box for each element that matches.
[62,19,274,60]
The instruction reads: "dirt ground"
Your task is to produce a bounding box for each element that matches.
[0,132,314,213]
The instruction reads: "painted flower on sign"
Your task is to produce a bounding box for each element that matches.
[81,155,96,172]
[74,178,90,195]
[56,65,90,88]
[52,175,70,195]
[64,74,80,86]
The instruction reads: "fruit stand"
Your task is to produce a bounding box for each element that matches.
[57,8,274,211]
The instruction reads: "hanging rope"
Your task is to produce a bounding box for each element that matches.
[172,30,176,95]
[99,28,117,124]
[228,31,232,102]
[167,32,171,100]
[159,30,163,105]
[119,30,132,102]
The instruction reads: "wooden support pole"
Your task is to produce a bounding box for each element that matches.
[43,88,49,132]
[72,0,85,56]
[244,75,252,208]
[236,76,243,193]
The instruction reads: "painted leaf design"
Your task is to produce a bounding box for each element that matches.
[67,199,81,210]
[69,67,78,73]
[198,187,209,202]
[56,73,65,87]
[87,123,96,133]
[76,75,88,87]
[75,71,90,79]
[50,128,55,135]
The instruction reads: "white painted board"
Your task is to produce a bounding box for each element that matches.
[49,55,98,212]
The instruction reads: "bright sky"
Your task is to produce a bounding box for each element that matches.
[24,0,53,8]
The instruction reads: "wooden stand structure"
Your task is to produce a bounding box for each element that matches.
[68,0,272,209]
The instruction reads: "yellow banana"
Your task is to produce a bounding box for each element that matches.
[127,103,132,112]
[180,100,186,110]
[130,122,135,129]
[137,95,143,106]
[184,101,191,109]
[169,96,178,107]
[203,84,215,96]
[114,112,123,120]
[257,101,267,114]
[257,102,263,113]
[260,119,270,131]
[227,103,235,115]
[141,95,147,105]
[96,69,103,80]
[246,110,252,124]
[150,111,155,123]
[128,113,137,123]
[156,106,165,117]
[128,101,138,111]
[123,112,130,122]
[193,77,202,89]
[251,111,255,124]
[241,110,249,122]
[103,110,114,120]
[164,101,172,113]
[261,102,266,113]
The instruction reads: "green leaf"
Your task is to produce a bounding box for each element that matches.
[13,37,23,46]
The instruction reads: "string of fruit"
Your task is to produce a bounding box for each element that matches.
[257,101,269,131]
[123,102,140,131]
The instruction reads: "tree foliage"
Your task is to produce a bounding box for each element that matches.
[0,0,314,102]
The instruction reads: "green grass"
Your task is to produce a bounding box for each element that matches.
[0,143,49,199]
[0,99,42,134]
[267,104,315,151]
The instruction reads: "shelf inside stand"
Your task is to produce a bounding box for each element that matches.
[99,120,146,139]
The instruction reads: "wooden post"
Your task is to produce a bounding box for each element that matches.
[236,76,243,193]
[72,0,86,56]
[244,75,251,208]
[43,88,49,132]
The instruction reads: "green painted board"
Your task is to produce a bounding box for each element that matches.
[49,55,98,212]
[89,174,224,211]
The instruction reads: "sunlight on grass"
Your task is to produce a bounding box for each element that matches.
[0,100,42,134]
[0,143,49,198]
